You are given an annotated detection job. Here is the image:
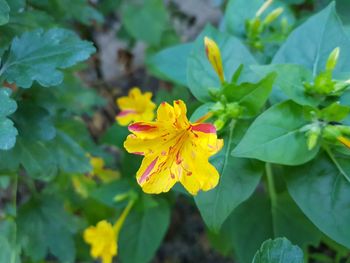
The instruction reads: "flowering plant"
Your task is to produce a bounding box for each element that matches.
[1,1,350,263]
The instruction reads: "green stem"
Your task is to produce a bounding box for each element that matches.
[113,198,135,234]
[265,162,277,207]
[324,145,350,183]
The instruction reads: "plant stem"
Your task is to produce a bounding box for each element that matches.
[265,162,277,207]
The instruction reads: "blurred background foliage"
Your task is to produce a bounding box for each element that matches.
[0,0,350,263]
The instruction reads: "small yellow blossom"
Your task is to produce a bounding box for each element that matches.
[337,136,350,149]
[116,87,156,126]
[204,36,225,83]
[84,200,134,263]
[84,220,117,263]
[90,156,120,183]
[124,100,223,195]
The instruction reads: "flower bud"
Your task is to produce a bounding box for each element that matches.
[337,136,350,149]
[204,36,225,83]
[264,7,284,25]
[306,126,321,150]
[214,115,228,131]
[226,102,242,118]
[326,47,340,71]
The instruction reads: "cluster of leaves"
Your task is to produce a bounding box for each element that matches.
[148,0,350,262]
[0,1,175,263]
[2,0,350,263]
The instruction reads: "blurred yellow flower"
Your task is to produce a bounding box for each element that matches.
[84,220,117,263]
[84,200,134,263]
[116,87,156,126]
[124,100,223,195]
[204,36,225,83]
[90,156,120,183]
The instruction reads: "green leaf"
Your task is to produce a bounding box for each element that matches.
[29,0,103,25]
[0,10,55,48]
[233,100,319,165]
[33,73,106,116]
[12,102,56,141]
[320,102,350,122]
[0,219,20,263]
[285,153,350,248]
[195,120,264,231]
[119,198,170,263]
[224,72,276,117]
[47,131,91,174]
[120,0,168,46]
[0,0,9,25]
[0,88,17,150]
[147,43,192,86]
[14,138,58,180]
[252,237,304,263]
[187,25,256,102]
[2,28,95,88]
[100,123,130,148]
[18,195,77,262]
[273,3,350,77]
[252,64,319,106]
[217,192,321,263]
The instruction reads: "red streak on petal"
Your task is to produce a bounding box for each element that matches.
[129,123,156,132]
[132,152,144,155]
[117,109,136,117]
[139,157,158,184]
[192,123,216,134]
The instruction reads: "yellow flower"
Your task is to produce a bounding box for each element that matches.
[84,220,117,263]
[124,100,223,195]
[90,156,120,183]
[84,200,134,263]
[204,36,225,83]
[116,87,156,126]
[338,136,350,149]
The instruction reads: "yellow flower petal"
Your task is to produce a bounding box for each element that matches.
[116,87,156,126]
[124,100,223,195]
[83,220,117,262]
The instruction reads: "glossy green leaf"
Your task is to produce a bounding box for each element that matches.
[252,64,319,106]
[195,120,263,231]
[119,198,170,263]
[0,0,9,26]
[0,88,17,150]
[273,3,350,77]
[252,237,304,263]
[147,43,192,86]
[285,153,350,248]
[120,0,168,46]
[2,28,95,88]
[18,195,78,262]
[224,72,276,117]
[218,192,321,263]
[233,100,319,165]
[187,25,256,102]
